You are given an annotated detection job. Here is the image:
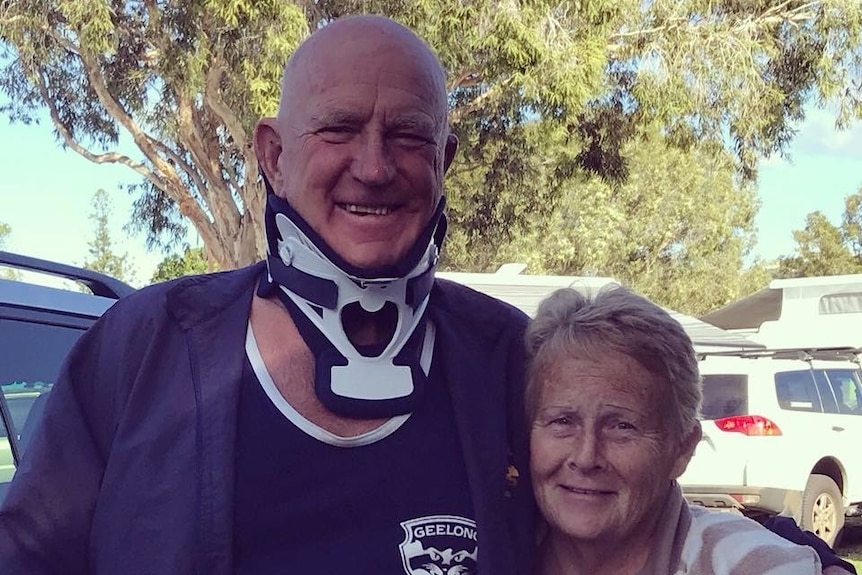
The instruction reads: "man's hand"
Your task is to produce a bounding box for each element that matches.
[761,516,856,574]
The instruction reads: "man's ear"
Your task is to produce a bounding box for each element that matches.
[442,133,458,174]
[254,118,283,191]
[670,422,702,479]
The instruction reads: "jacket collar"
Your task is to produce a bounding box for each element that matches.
[162,262,264,574]
[164,262,266,329]
[429,282,534,575]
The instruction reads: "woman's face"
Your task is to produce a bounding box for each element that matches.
[529,347,694,546]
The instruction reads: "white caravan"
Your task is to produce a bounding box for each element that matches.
[704,273,862,349]
[436,268,762,352]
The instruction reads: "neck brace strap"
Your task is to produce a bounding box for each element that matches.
[258,191,446,419]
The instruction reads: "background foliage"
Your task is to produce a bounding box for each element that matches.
[777,186,862,279]
[81,188,137,285]
[2,1,861,313]
[0,222,22,280]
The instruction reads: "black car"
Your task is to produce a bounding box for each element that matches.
[0,251,134,501]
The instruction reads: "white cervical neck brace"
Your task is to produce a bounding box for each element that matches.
[262,195,443,418]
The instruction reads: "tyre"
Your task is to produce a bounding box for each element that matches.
[801,474,844,547]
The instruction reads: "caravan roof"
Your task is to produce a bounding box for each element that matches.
[703,274,862,331]
[436,271,763,351]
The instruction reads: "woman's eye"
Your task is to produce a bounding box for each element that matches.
[608,420,637,433]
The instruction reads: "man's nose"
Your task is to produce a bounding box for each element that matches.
[351,133,395,186]
[566,430,604,472]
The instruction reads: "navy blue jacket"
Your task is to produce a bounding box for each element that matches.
[0,263,535,575]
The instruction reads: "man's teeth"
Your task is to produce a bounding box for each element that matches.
[564,487,608,495]
[343,204,392,216]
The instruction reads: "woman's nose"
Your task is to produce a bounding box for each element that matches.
[566,430,604,472]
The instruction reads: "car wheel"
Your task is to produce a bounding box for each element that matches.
[801,473,844,547]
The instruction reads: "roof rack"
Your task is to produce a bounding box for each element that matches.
[697,346,861,362]
[0,251,135,299]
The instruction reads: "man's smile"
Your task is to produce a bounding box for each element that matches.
[339,203,395,216]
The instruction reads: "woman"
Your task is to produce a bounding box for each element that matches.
[525,286,836,575]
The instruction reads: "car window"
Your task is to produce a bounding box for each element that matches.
[823,369,862,415]
[700,374,748,419]
[811,370,841,414]
[0,317,86,462]
[774,370,822,412]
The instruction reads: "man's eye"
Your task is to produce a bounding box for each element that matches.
[549,416,572,426]
[318,126,355,139]
[391,132,431,145]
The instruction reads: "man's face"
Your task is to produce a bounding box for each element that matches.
[258,29,456,270]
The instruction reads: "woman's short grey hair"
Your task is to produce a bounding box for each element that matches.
[525,285,701,443]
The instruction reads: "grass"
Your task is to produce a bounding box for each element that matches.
[837,520,862,571]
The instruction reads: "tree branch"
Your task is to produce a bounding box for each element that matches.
[43,25,218,247]
[204,58,248,152]
[450,84,504,124]
[221,151,243,192]
[0,15,26,26]
[0,0,26,27]
[152,140,208,201]
[607,1,820,52]
[202,57,253,208]
[31,67,167,191]
[174,93,243,243]
[448,68,482,92]
[185,97,242,224]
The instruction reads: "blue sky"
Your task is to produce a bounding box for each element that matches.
[2,106,861,287]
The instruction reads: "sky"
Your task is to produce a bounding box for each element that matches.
[1,106,862,288]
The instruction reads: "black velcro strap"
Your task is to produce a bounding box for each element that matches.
[266,255,339,309]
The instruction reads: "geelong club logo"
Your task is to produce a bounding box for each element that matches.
[399,515,478,575]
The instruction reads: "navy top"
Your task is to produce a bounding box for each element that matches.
[233,353,477,574]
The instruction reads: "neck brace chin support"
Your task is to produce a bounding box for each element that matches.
[258,192,446,419]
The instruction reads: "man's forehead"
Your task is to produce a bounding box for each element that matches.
[309,108,438,128]
[280,19,448,120]
[285,63,447,130]
[299,55,442,93]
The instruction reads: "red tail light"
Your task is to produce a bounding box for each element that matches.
[713,415,782,436]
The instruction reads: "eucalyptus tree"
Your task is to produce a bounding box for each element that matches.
[2,0,860,282]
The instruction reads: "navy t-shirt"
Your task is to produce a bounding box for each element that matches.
[233,341,477,574]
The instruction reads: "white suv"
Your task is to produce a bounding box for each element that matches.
[679,347,862,546]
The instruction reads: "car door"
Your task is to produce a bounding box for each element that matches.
[0,395,15,493]
[0,308,93,501]
[756,367,830,491]
[819,367,862,504]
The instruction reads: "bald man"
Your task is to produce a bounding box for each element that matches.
[0,16,534,575]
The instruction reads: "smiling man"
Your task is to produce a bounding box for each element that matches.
[238,18,533,573]
[0,15,535,575]
[255,17,457,272]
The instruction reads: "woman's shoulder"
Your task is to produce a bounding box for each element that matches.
[677,506,822,574]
